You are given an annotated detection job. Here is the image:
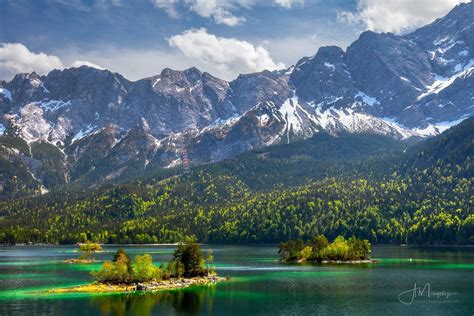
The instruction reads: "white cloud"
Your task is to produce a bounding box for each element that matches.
[0,43,64,79]
[188,0,246,26]
[60,46,195,81]
[152,0,306,25]
[274,0,304,9]
[70,60,105,70]
[338,0,471,33]
[152,0,180,18]
[168,28,284,80]
[0,43,110,80]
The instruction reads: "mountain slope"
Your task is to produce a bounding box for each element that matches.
[0,2,473,194]
[0,117,471,245]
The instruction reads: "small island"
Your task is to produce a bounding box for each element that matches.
[50,241,225,293]
[278,235,376,263]
[64,241,102,264]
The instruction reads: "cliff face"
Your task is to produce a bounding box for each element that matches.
[0,3,473,192]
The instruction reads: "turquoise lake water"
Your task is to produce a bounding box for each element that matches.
[0,245,473,315]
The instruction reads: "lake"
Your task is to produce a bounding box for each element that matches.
[0,245,472,315]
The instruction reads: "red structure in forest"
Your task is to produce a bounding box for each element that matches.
[181,146,190,173]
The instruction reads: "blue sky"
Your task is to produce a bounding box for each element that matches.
[0,0,468,81]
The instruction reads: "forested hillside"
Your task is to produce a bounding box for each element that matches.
[0,119,472,245]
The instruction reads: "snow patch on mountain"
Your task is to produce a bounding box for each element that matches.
[412,116,469,136]
[72,124,97,143]
[279,96,303,137]
[152,78,161,88]
[0,87,12,101]
[324,62,335,71]
[14,104,52,143]
[40,83,49,94]
[203,115,241,132]
[274,95,418,140]
[400,76,411,83]
[258,114,270,126]
[355,91,380,106]
[34,99,71,112]
[312,107,413,139]
[418,59,474,100]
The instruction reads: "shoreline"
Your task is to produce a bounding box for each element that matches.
[284,259,378,264]
[63,258,100,264]
[2,243,473,247]
[320,259,378,264]
[46,275,226,294]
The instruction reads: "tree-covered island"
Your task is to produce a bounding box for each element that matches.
[64,241,102,263]
[50,241,224,293]
[278,235,375,263]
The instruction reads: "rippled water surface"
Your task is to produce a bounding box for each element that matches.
[0,245,473,315]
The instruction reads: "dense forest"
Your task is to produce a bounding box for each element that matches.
[0,118,472,245]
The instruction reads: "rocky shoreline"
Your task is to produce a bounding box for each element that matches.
[47,275,226,294]
[285,258,378,264]
[63,259,99,264]
[320,259,378,264]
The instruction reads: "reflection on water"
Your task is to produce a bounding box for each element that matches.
[0,245,473,315]
[91,286,217,316]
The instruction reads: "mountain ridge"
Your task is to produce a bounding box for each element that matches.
[0,116,471,244]
[0,2,473,194]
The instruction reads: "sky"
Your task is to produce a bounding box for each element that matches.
[0,0,470,81]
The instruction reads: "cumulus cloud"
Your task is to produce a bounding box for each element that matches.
[338,0,471,33]
[0,43,64,79]
[188,0,246,26]
[274,0,304,9]
[60,46,202,81]
[152,0,180,18]
[70,60,105,70]
[0,43,108,80]
[168,28,284,80]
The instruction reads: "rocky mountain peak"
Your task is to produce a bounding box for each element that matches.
[314,46,345,62]
[0,2,472,191]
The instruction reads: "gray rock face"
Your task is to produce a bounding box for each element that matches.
[346,31,433,117]
[290,46,357,108]
[229,70,292,113]
[406,2,474,77]
[126,67,235,136]
[0,2,473,190]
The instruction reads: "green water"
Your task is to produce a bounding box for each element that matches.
[0,245,472,315]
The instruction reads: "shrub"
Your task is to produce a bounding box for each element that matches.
[79,242,102,252]
[91,261,116,282]
[299,246,312,261]
[92,249,132,283]
[278,239,304,261]
[348,237,371,260]
[91,260,130,283]
[132,254,161,282]
[323,236,350,261]
[166,260,185,278]
[309,235,329,262]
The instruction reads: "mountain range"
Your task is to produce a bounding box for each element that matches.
[1,116,471,244]
[0,2,473,196]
